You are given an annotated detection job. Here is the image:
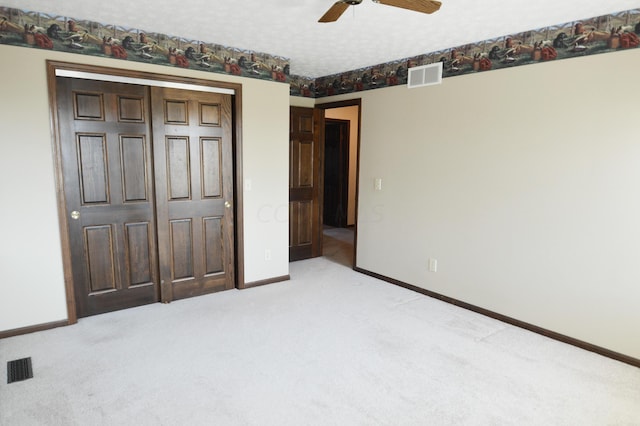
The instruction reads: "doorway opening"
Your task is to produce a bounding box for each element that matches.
[317,100,361,268]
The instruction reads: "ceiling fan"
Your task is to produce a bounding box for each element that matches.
[319,0,442,23]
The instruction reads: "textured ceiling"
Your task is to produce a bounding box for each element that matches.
[4,0,639,77]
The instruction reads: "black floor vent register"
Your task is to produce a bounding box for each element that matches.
[7,357,33,384]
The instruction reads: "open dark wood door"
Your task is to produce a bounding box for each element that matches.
[289,106,323,261]
[151,87,235,301]
[56,77,159,317]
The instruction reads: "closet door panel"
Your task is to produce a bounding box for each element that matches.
[152,87,235,301]
[56,77,159,317]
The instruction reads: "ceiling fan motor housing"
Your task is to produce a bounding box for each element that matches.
[345,0,363,5]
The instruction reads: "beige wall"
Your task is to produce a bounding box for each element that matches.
[289,96,315,108]
[327,49,640,359]
[3,40,640,361]
[0,45,290,332]
[325,106,359,226]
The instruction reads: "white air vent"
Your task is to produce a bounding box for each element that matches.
[407,62,443,89]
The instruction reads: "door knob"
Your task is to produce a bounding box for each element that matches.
[70,210,80,220]
[225,201,231,208]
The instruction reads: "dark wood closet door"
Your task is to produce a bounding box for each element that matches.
[56,77,159,317]
[289,106,323,261]
[151,87,235,301]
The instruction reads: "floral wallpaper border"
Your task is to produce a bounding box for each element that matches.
[1,6,638,99]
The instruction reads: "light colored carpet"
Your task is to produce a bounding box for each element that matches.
[1,254,639,425]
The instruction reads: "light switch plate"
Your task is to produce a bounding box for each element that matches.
[429,258,437,272]
[374,178,382,191]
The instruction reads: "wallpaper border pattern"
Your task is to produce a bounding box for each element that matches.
[0,6,291,83]
[309,8,640,98]
[1,6,638,99]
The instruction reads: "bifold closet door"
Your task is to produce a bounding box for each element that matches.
[151,87,235,301]
[56,77,160,317]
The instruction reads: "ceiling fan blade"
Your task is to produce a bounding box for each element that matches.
[375,0,442,14]
[319,1,350,23]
